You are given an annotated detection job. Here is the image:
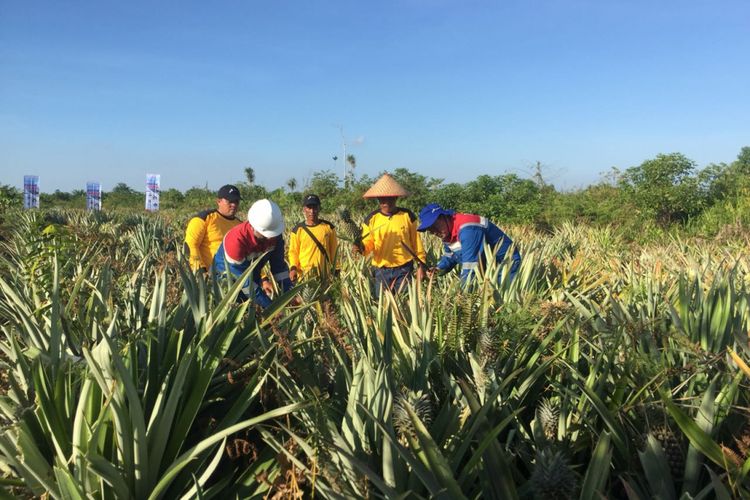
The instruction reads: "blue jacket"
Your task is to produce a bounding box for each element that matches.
[436,213,521,282]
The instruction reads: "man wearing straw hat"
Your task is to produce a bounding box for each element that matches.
[354,173,427,296]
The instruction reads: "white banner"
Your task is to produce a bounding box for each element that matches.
[86,182,102,211]
[23,175,40,209]
[145,173,160,211]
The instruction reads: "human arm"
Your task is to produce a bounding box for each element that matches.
[327,226,338,269]
[457,226,485,283]
[219,246,258,301]
[435,244,459,274]
[219,229,274,307]
[410,218,428,279]
[268,238,292,293]
[360,221,374,256]
[185,217,209,270]
[288,229,301,282]
[411,220,427,265]
[248,242,292,310]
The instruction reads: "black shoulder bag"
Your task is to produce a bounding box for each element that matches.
[300,225,330,265]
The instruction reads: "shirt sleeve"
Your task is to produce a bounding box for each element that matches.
[269,238,292,292]
[437,242,458,272]
[223,252,258,302]
[410,220,427,264]
[327,227,338,269]
[361,220,374,256]
[185,217,208,270]
[458,226,485,282]
[288,229,301,270]
[220,231,257,300]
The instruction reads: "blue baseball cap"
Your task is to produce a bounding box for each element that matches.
[417,203,455,232]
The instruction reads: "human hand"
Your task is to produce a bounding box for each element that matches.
[262,279,274,297]
[351,244,361,255]
[416,265,426,281]
[289,267,299,283]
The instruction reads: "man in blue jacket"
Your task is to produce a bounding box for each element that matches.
[417,203,521,283]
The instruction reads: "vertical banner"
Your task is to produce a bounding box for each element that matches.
[86,182,102,211]
[23,175,40,209]
[145,173,160,211]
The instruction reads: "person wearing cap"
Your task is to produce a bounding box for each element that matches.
[184,184,242,271]
[355,173,427,296]
[213,199,292,309]
[417,203,521,284]
[287,194,338,282]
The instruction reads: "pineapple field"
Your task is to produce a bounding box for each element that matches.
[1,208,749,499]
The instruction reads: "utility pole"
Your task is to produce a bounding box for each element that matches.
[337,125,347,184]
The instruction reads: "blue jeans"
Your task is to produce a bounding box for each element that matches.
[372,262,414,298]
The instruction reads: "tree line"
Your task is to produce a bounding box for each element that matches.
[1,147,748,240]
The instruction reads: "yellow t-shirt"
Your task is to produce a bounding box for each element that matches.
[361,208,426,268]
[287,220,338,279]
[185,209,240,270]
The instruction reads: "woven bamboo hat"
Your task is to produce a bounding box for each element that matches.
[362,173,409,199]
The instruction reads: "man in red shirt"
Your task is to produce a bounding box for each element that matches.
[213,199,292,308]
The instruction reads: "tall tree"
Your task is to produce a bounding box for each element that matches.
[619,153,702,225]
[245,167,256,186]
[389,168,443,211]
[735,146,750,176]
[112,182,135,194]
[307,170,341,199]
[345,155,356,189]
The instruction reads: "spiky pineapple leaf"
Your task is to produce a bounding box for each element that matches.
[580,431,612,500]
[662,395,730,472]
[148,401,310,500]
[638,434,677,500]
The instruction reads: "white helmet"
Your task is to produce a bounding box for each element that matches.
[247,199,285,237]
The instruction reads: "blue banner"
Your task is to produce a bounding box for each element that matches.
[145,173,160,211]
[23,175,40,209]
[86,182,102,211]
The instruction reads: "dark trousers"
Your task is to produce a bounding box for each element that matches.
[372,262,414,298]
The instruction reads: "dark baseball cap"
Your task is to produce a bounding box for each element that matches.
[217,184,241,202]
[302,194,321,207]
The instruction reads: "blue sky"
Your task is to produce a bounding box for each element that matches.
[1,0,748,193]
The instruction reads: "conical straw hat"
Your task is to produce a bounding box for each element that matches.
[362,173,409,198]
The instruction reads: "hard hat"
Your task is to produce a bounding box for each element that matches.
[247,199,285,237]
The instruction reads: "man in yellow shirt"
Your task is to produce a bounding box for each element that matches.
[184,184,241,271]
[355,173,426,296]
[288,194,338,282]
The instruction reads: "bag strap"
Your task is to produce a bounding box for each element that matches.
[300,224,330,265]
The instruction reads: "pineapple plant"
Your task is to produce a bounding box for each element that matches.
[0,206,748,498]
[648,423,685,481]
[334,205,362,249]
[536,398,560,442]
[477,327,500,364]
[391,389,434,445]
[530,449,578,500]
